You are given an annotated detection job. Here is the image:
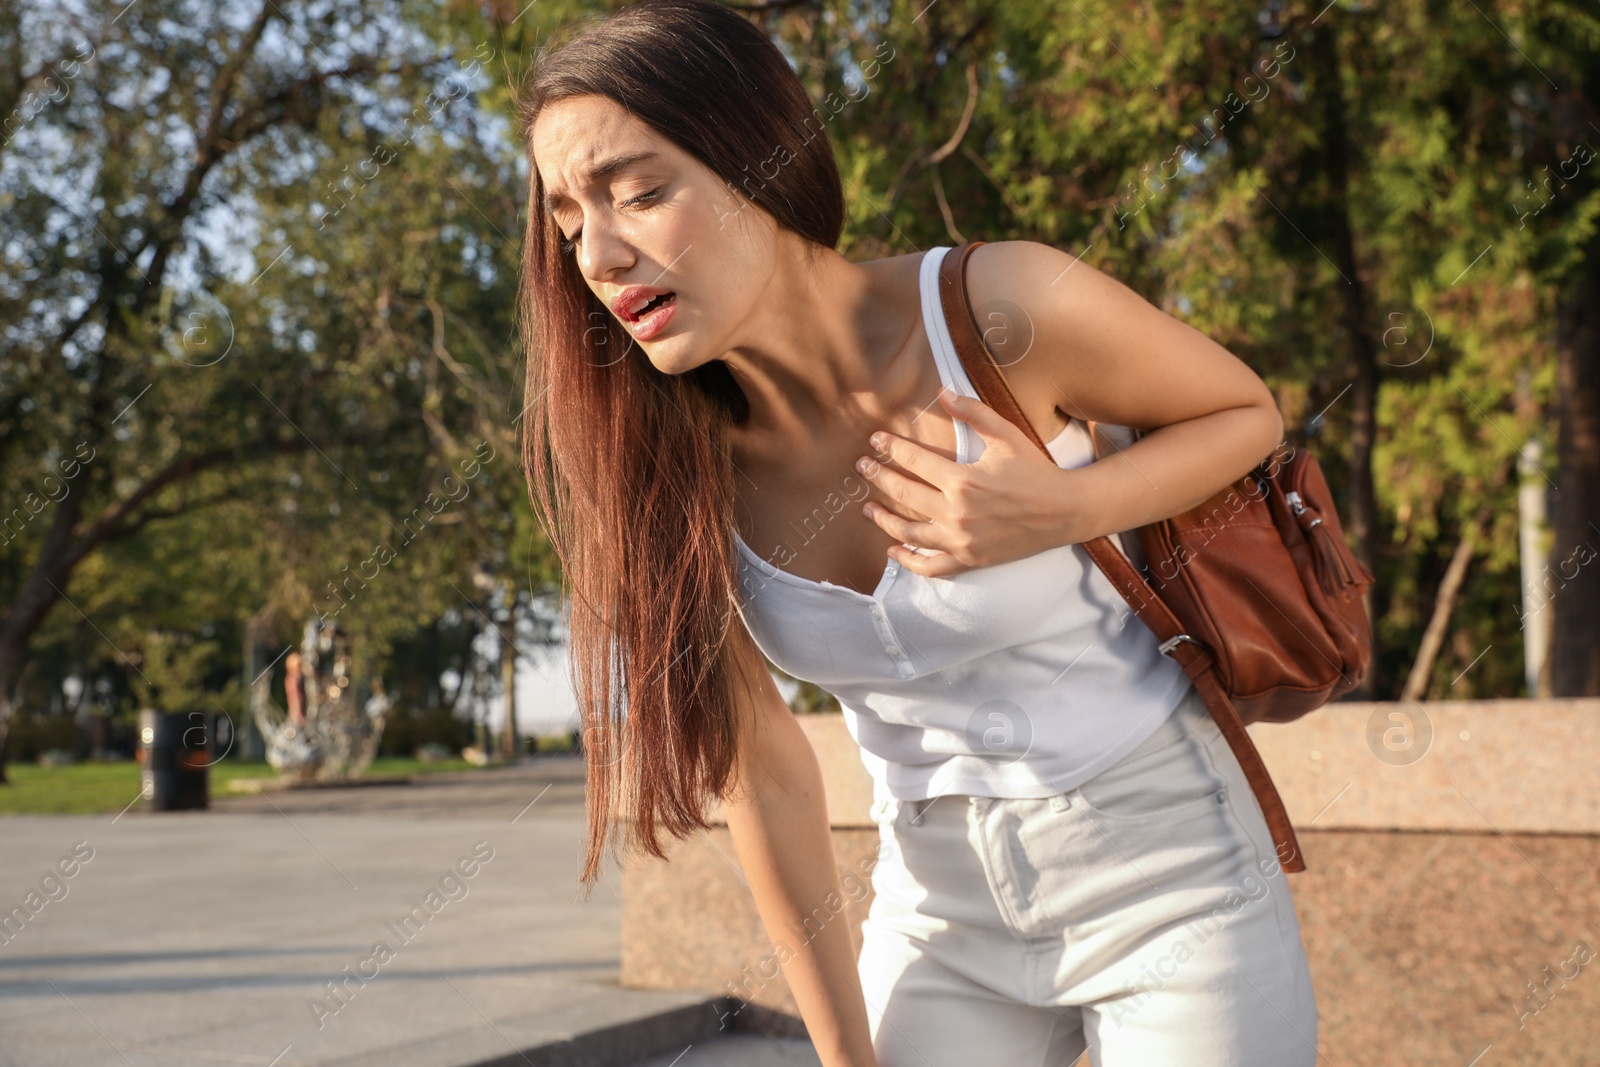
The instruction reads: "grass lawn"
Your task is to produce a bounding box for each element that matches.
[0,755,520,816]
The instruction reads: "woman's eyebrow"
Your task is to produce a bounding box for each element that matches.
[542,150,660,215]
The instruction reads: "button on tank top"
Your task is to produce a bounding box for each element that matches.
[731,245,1192,803]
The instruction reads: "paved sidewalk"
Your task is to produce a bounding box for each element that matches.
[0,755,806,1067]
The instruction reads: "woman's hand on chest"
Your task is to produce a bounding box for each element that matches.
[854,386,1086,577]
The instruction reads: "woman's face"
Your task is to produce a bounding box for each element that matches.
[531,94,776,376]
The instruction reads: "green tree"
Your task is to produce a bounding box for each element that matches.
[0,0,548,779]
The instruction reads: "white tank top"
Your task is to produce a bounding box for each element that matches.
[731,245,1192,802]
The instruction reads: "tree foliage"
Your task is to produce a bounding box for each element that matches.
[3,0,1598,778]
[0,0,544,775]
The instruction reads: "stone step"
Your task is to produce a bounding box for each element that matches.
[623,1034,823,1067]
[321,992,743,1067]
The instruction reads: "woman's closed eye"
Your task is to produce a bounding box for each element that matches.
[559,186,665,256]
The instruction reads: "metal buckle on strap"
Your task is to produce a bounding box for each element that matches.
[1157,634,1208,658]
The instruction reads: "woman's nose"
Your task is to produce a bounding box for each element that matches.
[577,218,635,281]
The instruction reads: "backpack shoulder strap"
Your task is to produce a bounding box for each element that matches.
[934,242,1051,454]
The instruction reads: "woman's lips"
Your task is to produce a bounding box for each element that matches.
[629,292,677,340]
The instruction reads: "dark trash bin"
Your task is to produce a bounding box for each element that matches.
[139,709,211,811]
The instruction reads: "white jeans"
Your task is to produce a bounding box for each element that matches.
[856,685,1318,1066]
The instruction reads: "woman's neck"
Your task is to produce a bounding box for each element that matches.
[721,239,926,462]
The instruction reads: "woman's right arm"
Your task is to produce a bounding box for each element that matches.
[719,627,878,1067]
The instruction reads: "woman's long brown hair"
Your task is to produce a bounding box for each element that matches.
[514,0,845,896]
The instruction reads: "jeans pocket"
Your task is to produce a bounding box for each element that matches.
[1074,709,1228,823]
[868,796,900,828]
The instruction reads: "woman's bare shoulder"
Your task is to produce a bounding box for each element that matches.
[963,239,1276,432]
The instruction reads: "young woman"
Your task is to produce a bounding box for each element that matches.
[515,2,1318,1064]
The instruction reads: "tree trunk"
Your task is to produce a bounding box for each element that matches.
[1307,25,1381,691]
[0,488,87,783]
[499,603,519,760]
[1545,55,1600,696]
[1401,508,1488,702]
[1551,226,1600,695]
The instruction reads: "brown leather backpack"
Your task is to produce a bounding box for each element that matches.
[938,242,1376,873]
